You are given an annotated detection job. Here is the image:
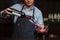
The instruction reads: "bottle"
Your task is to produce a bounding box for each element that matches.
[48,13,54,22]
[58,13,60,22]
[54,13,58,22]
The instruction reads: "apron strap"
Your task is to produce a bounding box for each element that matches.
[21,5,35,19]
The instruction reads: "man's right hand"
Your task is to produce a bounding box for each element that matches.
[2,8,13,16]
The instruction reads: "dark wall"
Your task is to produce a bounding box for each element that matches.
[35,0,60,17]
[0,0,14,11]
[0,0,60,15]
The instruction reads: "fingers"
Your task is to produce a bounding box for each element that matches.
[6,8,13,11]
[3,8,13,14]
[38,29,48,33]
[6,8,13,13]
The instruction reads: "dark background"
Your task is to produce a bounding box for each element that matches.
[0,0,60,16]
[0,0,60,39]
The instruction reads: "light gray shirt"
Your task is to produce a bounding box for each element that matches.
[0,3,44,29]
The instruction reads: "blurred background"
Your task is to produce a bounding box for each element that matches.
[0,0,60,40]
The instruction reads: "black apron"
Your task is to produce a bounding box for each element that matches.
[12,5,36,38]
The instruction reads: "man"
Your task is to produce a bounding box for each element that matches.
[0,0,48,38]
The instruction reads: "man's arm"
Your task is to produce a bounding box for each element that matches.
[35,7,48,33]
[0,10,10,19]
[35,7,44,29]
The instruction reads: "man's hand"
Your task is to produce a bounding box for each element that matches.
[38,25,48,33]
[2,8,13,16]
[38,29,48,33]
